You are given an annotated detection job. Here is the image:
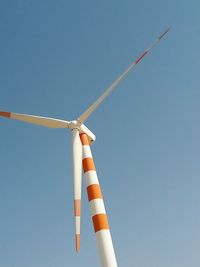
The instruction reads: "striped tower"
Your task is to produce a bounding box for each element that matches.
[80,133,118,267]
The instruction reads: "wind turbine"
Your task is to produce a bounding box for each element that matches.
[0,28,170,267]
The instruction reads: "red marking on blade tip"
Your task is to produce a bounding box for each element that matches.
[135,51,148,64]
[76,234,80,253]
[0,111,11,118]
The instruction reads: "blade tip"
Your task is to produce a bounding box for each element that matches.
[159,27,171,40]
[76,234,80,253]
[0,111,11,118]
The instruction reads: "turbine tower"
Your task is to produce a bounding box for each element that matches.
[0,28,170,267]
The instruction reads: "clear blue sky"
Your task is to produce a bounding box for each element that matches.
[0,1,200,266]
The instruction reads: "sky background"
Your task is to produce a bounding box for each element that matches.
[0,1,200,266]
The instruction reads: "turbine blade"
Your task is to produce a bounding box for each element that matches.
[78,27,170,123]
[0,111,70,128]
[72,129,83,252]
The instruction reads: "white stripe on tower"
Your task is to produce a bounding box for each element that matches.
[80,133,118,267]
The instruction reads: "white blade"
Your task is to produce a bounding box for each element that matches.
[0,111,70,128]
[78,28,170,123]
[72,129,83,252]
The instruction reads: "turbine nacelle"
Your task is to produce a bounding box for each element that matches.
[78,123,96,144]
[69,120,96,144]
